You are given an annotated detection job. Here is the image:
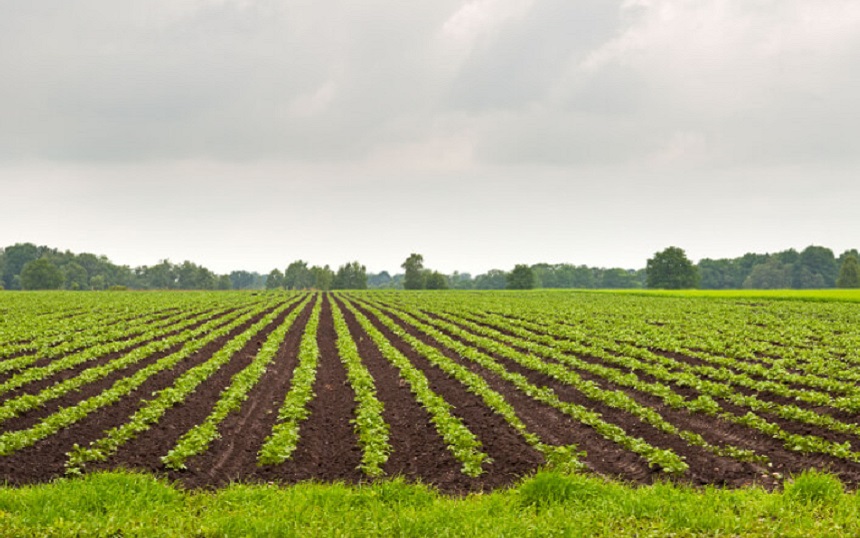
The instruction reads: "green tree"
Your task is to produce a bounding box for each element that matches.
[599,268,640,289]
[310,265,335,290]
[332,262,367,289]
[90,275,106,290]
[698,258,737,289]
[474,269,507,290]
[20,258,65,290]
[284,260,314,290]
[646,247,699,289]
[507,264,536,289]
[837,255,860,288]
[424,271,449,290]
[63,262,89,290]
[743,258,792,289]
[401,253,425,290]
[792,246,837,288]
[1,243,41,290]
[265,269,284,290]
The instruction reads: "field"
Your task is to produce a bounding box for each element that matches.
[2,289,860,498]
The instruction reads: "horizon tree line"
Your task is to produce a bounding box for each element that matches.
[1,242,858,291]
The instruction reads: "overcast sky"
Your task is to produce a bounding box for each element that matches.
[2,0,859,275]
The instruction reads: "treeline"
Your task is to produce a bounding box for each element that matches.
[263,261,367,291]
[0,243,236,291]
[2,242,858,291]
[368,253,644,290]
[0,243,368,291]
[698,246,859,289]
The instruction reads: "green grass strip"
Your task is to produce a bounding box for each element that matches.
[1,468,857,536]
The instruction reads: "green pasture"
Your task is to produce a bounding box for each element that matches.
[0,469,858,537]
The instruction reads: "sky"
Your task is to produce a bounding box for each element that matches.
[2,0,859,275]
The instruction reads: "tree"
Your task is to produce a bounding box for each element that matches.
[265,269,284,290]
[367,271,393,289]
[20,258,65,290]
[424,271,449,290]
[474,269,507,290]
[332,261,367,289]
[507,265,536,289]
[698,258,737,289]
[401,254,425,290]
[599,268,640,289]
[646,247,699,289]
[792,246,837,288]
[229,270,258,290]
[310,265,335,290]
[743,258,791,289]
[63,262,89,290]
[284,260,314,290]
[837,255,860,288]
[1,243,41,290]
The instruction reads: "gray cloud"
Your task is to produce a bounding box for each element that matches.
[2,1,860,272]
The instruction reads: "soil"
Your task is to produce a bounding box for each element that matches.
[2,293,860,494]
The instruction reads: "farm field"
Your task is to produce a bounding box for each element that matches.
[1,289,860,495]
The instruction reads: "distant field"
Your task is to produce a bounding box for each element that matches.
[1,289,860,493]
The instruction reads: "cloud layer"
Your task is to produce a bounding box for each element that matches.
[2,1,859,272]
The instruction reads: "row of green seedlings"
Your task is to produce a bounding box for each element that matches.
[257,296,323,464]
[0,305,231,396]
[328,298,391,476]
[159,295,313,470]
[339,296,586,474]
[635,335,860,408]
[490,298,860,407]
[375,298,767,467]
[0,304,262,427]
[601,304,860,404]
[0,298,114,344]
[485,308,860,453]
[631,300,860,372]
[0,292,267,359]
[66,296,307,473]
[442,306,860,463]
[352,296,687,474]
[0,303,157,359]
[337,298,490,477]
[0,292,226,357]
[0,299,292,457]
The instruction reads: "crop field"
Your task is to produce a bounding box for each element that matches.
[1,289,860,494]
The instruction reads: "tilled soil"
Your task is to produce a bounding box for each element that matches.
[3,293,860,494]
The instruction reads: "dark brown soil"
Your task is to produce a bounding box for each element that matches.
[2,292,860,494]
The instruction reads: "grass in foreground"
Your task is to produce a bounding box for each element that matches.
[0,470,858,536]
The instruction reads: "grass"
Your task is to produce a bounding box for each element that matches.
[0,470,858,536]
